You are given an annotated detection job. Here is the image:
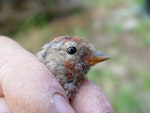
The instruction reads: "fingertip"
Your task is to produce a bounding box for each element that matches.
[0,98,12,113]
[0,36,18,46]
[53,94,75,113]
[71,80,114,113]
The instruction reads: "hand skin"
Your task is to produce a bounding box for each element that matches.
[0,36,114,113]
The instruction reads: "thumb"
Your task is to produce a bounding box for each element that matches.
[0,36,75,113]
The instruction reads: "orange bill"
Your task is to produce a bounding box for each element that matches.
[85,50,110,66]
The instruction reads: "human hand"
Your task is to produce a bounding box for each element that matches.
[0,36,114,113]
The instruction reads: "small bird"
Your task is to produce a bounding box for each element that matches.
[37,36,110,100]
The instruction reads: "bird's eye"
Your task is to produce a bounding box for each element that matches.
[67,46,76,54]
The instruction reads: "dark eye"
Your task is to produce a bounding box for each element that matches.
[67,46,76,54]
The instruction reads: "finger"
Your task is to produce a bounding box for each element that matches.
[71,79,114,113]
[0,97,12,113]
[0,36,75,113]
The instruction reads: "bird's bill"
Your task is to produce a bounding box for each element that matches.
[85,50,110,66]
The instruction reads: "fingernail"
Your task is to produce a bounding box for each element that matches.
[53,94,75,113]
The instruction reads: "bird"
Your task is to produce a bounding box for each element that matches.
[37,36,110,100]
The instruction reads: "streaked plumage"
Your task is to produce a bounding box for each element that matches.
[37,36,109,99]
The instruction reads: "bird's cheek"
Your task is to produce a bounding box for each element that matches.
[64,61,75,77]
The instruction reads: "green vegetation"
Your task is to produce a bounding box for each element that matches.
[134,0,144,6]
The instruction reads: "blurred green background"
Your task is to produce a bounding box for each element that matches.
[0,0,150,113]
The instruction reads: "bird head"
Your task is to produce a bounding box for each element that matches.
[37,36,110,78]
